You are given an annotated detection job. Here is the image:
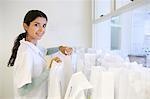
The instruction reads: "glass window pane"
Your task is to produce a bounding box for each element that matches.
[111,16,121,50]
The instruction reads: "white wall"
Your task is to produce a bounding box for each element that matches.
[0,0,92,98]
[0,1,18,98]
[0,1,3,98]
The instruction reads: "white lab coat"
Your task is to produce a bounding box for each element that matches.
[13,39,48,99]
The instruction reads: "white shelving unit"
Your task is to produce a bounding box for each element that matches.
[93,0,150,23]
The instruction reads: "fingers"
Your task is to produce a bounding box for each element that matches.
[59,46,73,56]
[52,57,62,63]
[65,47,73,55]
[47,57,62,69]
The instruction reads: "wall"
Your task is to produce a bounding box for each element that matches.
[0,0,92,98]
[0,1,3,98]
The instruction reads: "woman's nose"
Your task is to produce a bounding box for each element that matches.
[38,27,45,33]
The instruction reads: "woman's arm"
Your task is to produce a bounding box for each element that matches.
[18,68,49,96]
[46,47,59,55]
[18,56,62,96]
[46,46,73,55]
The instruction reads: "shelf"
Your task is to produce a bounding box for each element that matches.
[94,0,150,24]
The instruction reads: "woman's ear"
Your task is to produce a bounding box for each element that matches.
[23,23,28,31]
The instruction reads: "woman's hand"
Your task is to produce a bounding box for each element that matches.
[59,46,73,55]
[47,57,62,69]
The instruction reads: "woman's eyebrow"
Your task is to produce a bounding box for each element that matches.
[33,22,46,25]
[33,22,40,24]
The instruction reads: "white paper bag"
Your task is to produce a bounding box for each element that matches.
[50,51,74,98]
[47,61,64,99]
[64,72,92,99]
[90,67,114,99]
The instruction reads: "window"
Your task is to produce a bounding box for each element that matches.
[111,16,121,50]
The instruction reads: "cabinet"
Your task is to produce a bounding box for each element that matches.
[116,0,132,9]
[94,0,112,19]
[93,0,150,23]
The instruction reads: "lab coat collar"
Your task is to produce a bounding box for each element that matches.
[20,39,42,55]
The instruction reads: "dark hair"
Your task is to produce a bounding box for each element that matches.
[8,10,48,66]
[24,10,48,26]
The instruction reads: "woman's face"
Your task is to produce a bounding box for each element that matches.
[24,17,47,44]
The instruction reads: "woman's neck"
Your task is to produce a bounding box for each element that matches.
[25,36,37,46]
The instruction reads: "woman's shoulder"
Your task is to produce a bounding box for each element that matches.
[18,41,34,54]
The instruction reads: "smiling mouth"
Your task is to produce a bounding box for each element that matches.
[36,33,43,37]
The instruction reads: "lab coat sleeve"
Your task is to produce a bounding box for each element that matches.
[46,47,59,55]
[15,51,33,88]
[18,68,49,96]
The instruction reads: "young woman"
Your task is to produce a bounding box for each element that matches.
[8,10,72,99]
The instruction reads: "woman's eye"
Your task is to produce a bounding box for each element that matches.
[34,24,38,27]
[43,24,46,28]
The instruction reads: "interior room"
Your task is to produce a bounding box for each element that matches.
[0,0,150,99]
